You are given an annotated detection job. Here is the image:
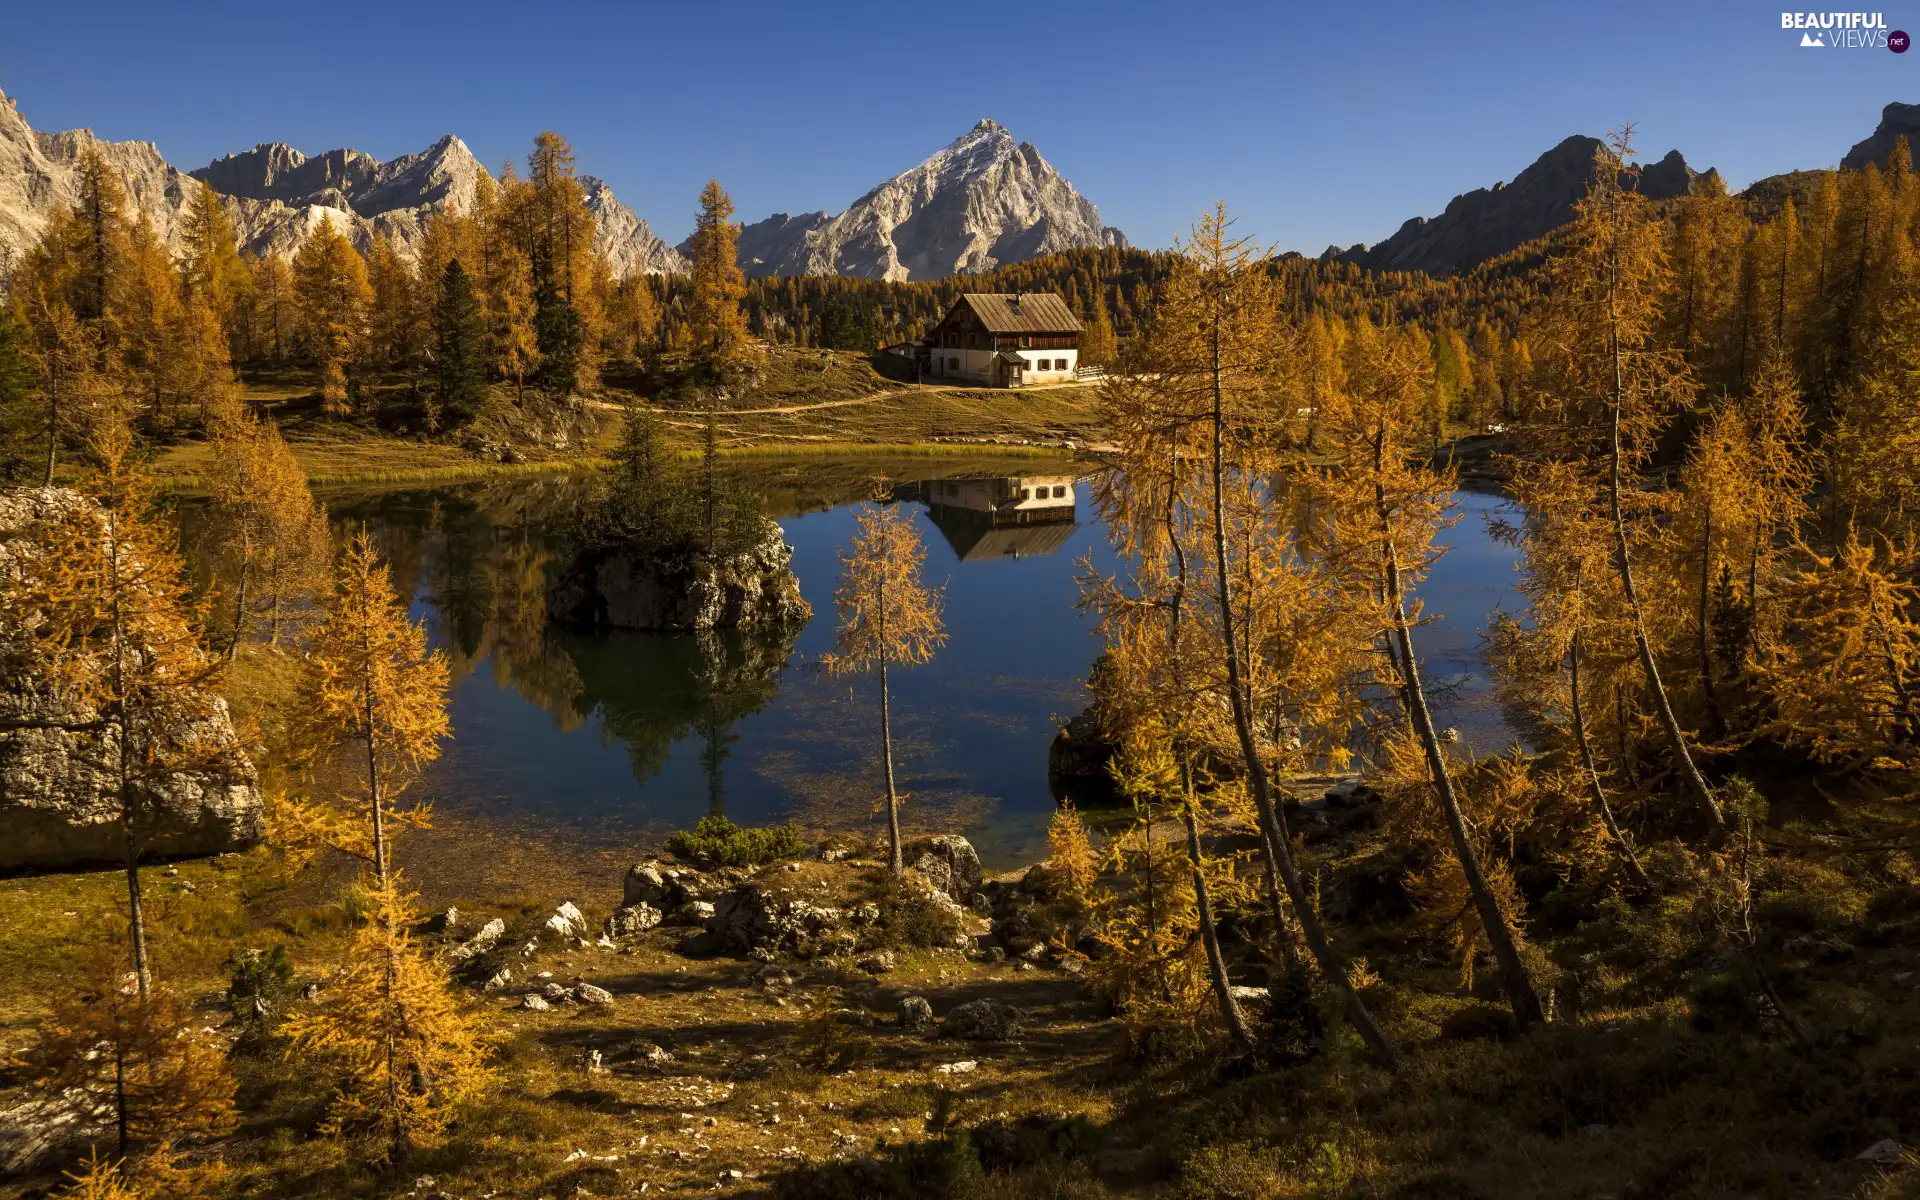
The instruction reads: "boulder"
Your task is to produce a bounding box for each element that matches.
[576,983,616,1007]
[522,993,552,1012]
[0,488,266,869]
[941,998,1024,1041]
[896,996,935,1031]
[548,518,811,632]
[0,1092,113,1175]
[904,835,983,903]
[855,950,897,975]
[603,903,662,940]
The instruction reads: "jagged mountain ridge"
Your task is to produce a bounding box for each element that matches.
[684,120,1125,282]
[0,88,682,278]
[1339,135,1714,277]
[192,136,685,275]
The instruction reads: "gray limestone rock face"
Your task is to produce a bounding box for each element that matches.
[0,488,265,870]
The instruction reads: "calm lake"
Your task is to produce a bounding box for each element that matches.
[313,460,1523,872]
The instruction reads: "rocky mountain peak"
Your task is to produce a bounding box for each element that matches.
[713,119,1122,282]
[1842,101,1920,169]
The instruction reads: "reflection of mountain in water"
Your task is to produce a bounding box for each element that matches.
[911,474,1080,562]
[557,627,798,808]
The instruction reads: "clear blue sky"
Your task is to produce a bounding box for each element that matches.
[2,0,1910,253]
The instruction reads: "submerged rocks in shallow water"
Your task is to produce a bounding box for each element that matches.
[547,518,810,632]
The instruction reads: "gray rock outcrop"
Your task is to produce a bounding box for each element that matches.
[0,488,264,870]
[547,518,810,632]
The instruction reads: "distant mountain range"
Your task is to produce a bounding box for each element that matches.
[1337,136,1711,276]
[2,85,1915,285]
[0,91,1116,283]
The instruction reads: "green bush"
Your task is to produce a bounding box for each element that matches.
[665,815,806,868]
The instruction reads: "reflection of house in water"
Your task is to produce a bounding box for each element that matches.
[911,475,1081,562]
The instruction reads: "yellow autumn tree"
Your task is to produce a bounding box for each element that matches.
[293,531,450,884]
[686,180,752,366]
[292,214,372,413]
[280,871,493,1161]
[1311,316,1544,1029]
[823,502,946,871]
[203,401,333,656]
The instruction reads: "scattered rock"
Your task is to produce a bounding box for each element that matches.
[897,996,935,1031]
[623,861,671,907]
[542,982,573,1003]
[576,983,616,1007]
[635,1041,675,1066]
[934,1060,978,1074]
[1229,986,1270,1004]
[481,967,515,993]
[710,882,853,958]
[755,966,794,990]
[522,994,553,1012]
[448,917,507,964]
[855,950,897,975]
[544,901,589,940]
[1858,1139,1905,1165]
[941,998,1024,1041]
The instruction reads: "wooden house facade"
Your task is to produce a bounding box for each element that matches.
[916,293,1083,388]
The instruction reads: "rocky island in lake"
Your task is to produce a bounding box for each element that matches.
[547,404,810,632]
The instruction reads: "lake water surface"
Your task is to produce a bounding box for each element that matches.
[318,463,1522,871]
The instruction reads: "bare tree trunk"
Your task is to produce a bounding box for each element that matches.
[879,575,903,873]
[364,662,389,889]
[1184,794,1255,1054]
[1375,451,1541,1029]
[227,539,251,663]
[42,358,60,487]
[1570,632,1653,891]
[107,512,153,1003]
[1697,499,1726,738]
[1604,198,1724,833]
[1205,321,1400,1068]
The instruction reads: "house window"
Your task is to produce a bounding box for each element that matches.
[1053,486,1067,498]
[948,357,959,370]
[1021,489,1031,500]
[967,334,977,348]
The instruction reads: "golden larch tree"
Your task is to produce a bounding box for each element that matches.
[686,180,752,365]
[824,503,945,871]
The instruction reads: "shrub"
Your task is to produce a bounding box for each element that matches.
[665,815,806,868]
[866,874,964,950]
[226,945,295,1025]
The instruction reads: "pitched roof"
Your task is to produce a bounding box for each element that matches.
[958,293,1083,334]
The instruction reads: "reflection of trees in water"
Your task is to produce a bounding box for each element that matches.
[325,474,599,729]
[557,627,796,806]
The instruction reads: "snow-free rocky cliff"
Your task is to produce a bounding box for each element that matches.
[687,119,1125,282]
[0,87,684,277]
